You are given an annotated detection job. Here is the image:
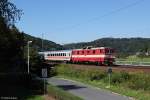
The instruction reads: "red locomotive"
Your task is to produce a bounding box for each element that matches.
[39,47,115,65]
[71,47,115,65]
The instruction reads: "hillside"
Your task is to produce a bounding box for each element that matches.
[24,34,150,58]
[24,33,64,51]
[64,38,150,57]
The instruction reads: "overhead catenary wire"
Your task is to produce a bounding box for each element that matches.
[58,0,145,31]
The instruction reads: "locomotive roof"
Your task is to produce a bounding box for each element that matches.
[39,47,113,54]
[39,50,72,54]
[73,47,112,50]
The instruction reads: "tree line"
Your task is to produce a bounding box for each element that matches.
[1,0,150,74]
[64,38,150,58]
[0,0,66,73]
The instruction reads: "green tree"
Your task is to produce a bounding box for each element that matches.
[23,46,44,74]
[0,18,25,72]
[0,17,10,71]
[0,0,22,25]
[0,0,24,72]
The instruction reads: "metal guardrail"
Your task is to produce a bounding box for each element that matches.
[115,61,150,66]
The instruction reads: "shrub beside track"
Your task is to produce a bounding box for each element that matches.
[52,64,150,100]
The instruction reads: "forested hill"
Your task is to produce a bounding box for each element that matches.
[24,33,64,51]
[64,38,150,57]
[24,34,150,57]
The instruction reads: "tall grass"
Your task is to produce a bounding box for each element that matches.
[53,64,150,100]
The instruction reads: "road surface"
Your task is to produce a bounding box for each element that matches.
[47,77,132,100]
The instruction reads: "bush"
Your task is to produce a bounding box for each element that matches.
[87,69,107,81]
[128,73,150,91]
[111,73,123,84]
[121,71,130,80]
[54,64,150,91]
[102,71,130,85]
[49,67,57,77]
[55,64,107,81]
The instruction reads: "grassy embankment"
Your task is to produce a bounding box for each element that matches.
[116,55,150,65]
[52,64,150,100]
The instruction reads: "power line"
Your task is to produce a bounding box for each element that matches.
[58,0,145,31]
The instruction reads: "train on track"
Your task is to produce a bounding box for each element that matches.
[39,47,115,65]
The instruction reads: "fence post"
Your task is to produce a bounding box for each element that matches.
[106,67,112,88]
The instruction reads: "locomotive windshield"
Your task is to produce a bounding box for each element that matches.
[105,48,114,54]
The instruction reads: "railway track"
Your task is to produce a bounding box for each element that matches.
[64,64,150,73]
[46,61,150,73]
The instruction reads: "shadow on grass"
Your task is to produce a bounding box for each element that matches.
[0,73,45,100]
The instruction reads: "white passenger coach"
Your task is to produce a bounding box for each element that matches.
[39,50,72,61]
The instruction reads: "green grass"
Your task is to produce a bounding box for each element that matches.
[127,55,150,62]
[27,95,44,100]
[47,84,83,100]
[53,64,150,100]
[116,55,150,62]
[57,75,150,100]
[116,55,150,65]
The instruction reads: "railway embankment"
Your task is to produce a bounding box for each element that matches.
[51,64,150,100]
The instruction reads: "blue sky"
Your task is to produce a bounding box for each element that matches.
[13,0,150,44]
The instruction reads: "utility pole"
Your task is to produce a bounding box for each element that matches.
[42,33,44,51]
[27,41,32,74]
[41,33,47,95]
